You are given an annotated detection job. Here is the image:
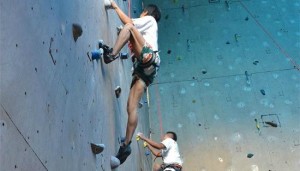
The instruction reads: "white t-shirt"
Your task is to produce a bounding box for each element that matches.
[161,138,183,166]
[132,16,158,51]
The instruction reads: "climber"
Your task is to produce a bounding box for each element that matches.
[137,131,183,171]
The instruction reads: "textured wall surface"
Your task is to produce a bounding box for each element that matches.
[0,0,152,171]
[145,0,300,171]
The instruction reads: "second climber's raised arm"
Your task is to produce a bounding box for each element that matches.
[147,144,162,157]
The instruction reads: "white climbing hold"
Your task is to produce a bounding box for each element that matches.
[104,0,112,7]
[251,165,259,171]
[111,156,120,169]
[91,143,105,154]
[204,82,210,87]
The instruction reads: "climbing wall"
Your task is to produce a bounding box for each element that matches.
[145,0,300,171]
[0,0,152,170]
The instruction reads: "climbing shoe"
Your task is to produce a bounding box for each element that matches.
[116,141,131,164]
[102,44,119,64]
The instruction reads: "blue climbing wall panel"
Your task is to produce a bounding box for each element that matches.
[145,0,300,170]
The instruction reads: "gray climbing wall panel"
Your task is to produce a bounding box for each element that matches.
[0,0,152,171]
[145,0,300,171]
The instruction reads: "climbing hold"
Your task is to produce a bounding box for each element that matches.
[110,156,120,169]
[91,49,102,60]
[253,60,259,65]
[145,150,150,156]
[167,50,172,54]
[201,69,207,74]
[104,0,112,8]
[226,41,230,44]
[72,23,82,42]
[91,143,105,154]
[260,89,266,96]
[247,153,254,158]
[117,25,123,35]
[165,15,169,20]
[115,86,121,98]
[265,121,278,127]
[254,119,261,135]
[234,34,241,42]
[120,53,128,59]
[136,135,140,141]
[120,137,126,143]
[143,142,147,147]
[138,101,143,108]
[97,40,104,49]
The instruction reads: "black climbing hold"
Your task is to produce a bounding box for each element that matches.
[91,143,105,154]
[72,23,83,42]
[16,44,18,47]
[245,16,249,21]
[178,32,181,35]
[120,53,128,59]
[115,86,121,98]
[265,121,278,127]
[202,69,207,74]
[25,91,27,95]
[226,41,230,44]
[247,153,254,158]
[167,50,172,54]
[165,15,169,20]
[198,123,201,126]
[253,60,259,65]
[260,89,265,95]
[35,67,37,72]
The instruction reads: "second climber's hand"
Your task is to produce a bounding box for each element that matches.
[137,132,146,140]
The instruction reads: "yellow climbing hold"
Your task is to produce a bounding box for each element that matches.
[143,142,148,147]
[136,135,140,141]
